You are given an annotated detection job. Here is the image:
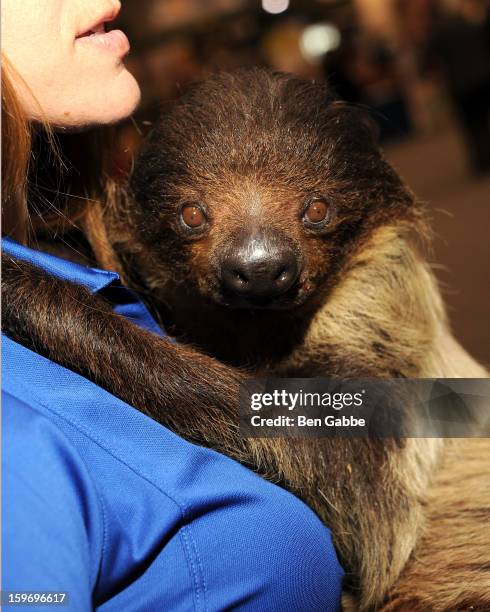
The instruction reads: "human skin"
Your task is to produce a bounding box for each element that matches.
[1,0,140,127]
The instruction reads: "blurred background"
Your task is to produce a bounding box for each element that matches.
[110,0,489,364]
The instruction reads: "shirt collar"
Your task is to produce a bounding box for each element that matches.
[2,236,119,294]
[2,236,165,337]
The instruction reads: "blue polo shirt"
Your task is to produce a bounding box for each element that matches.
[2,238,343,611]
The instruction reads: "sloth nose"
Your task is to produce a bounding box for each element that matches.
[221,241,299,302]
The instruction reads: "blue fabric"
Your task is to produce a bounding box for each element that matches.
[2,238,344,611]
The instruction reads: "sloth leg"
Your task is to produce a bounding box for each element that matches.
[2,253,249,460]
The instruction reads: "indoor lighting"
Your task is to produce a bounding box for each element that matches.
[300,23,341,62]
[262,0,290,15]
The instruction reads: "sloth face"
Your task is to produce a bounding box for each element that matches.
[128,69,415,312]
[158,181,347,310]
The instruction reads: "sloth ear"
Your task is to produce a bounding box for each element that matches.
[325,99,380,148]
[354,107,381,148]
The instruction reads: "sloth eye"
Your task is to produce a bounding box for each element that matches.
[303,198,330,226]
[181,204,206,229]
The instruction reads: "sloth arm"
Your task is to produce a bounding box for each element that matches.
[2,252,248,460]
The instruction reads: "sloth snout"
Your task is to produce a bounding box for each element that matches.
[220,236,299,304]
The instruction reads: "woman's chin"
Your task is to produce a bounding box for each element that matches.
[50,69,141,130]
[110,69,141,121]
[93,69,141,125]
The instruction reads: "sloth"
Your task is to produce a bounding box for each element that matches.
[3,69,488,610]
[85,69,488,608]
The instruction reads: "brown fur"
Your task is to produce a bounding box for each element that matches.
[378,438,490,611]
[1,253,247,457]
[100,69,488,609]
[3,69,488,610]
[96,189,487,608]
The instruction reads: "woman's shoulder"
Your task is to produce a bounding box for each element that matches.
[3,389,103,611]
[3,335,343,610]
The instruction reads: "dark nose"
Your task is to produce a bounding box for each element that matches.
[221,239,299,303]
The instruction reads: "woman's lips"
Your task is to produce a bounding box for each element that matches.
[76,29,130,58]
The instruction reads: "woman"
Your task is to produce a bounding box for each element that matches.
[1,1,344,610]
